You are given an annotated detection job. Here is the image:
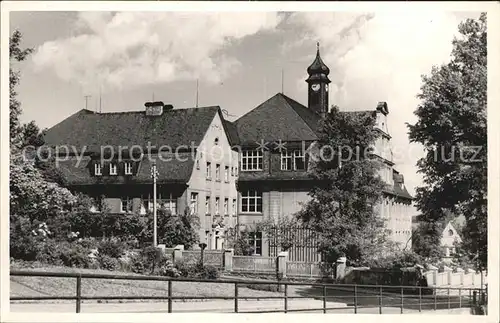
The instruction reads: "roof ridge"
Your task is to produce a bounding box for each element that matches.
[92,105,220,115]
[234,93,282,124]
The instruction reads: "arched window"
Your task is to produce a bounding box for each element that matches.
[214,137,219,145]
[448,229,454,236]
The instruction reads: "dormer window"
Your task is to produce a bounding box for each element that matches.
[94,163,102,176]
[241,150,263,171]
[124,162,133,175]
[281,150,306,171]
[109,163,117,176]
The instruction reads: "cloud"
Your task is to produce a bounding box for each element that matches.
[287,11,477,195]
[31,12,282,92]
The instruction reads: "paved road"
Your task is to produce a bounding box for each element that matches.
[9,300,471,314]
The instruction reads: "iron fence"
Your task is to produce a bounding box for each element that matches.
[10,270,487,314]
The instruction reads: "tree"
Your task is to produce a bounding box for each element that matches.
[157,207,200,249]
[10,30,33,150]
[297,106,389,266]
[225,228,254,256]
[412,221,444,262]
[258,216,300,252]
[407,13,487,270]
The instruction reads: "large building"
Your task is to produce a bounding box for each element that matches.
[44,103,239,250]
[44,46,414,259]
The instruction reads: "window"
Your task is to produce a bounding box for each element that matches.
[294,150,306,170]
[224,166,229,182]
[205,196,211,214]
[224,198,229,215]
[235,167,238,177]
[241,150,263,171]
[214,137,219,145]
[161,194,177,214]
[121,197,132,213]
[146,193,177,214]
[216,164,221,181]
[124,162,133,175]
[109,163,117,175]
[241,190,263,213]
[248,232,263,256]
[448,229,454,236]
[190,193,198,215]
[232,199,237,216]
[196,158,200,170]
[215,197,220,215]
[94,163,102,176]
[206,162,211,180]
[281,150,306,170]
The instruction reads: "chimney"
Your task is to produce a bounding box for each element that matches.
[145,101,164,116]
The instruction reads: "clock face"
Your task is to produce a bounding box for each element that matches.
[311,84,320,92]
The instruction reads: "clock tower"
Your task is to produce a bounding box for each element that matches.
[306,42,331,117]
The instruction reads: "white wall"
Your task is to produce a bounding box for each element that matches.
[187,112,239,249]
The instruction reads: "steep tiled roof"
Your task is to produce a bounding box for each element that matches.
[44,106,222,152]
[57,154,194,186]
[384,170,413,200]
[223,120,240,146]
[234,93,321,145]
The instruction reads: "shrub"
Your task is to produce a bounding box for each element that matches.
[174,260,199,278]
[160,260,181,278]
[98,254,119,271]
[128,252,146,274]
[173,261,219,279]
[199,265,219,280]
[98,238,126,258]
[35,239,63,266]
[58,243,91,268]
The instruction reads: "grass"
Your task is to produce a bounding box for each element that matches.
[10,262,283,304]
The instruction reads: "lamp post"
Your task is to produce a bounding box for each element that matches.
[151,161,159,247]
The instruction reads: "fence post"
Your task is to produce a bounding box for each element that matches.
[234,282,239,313]
[76,275,82,313]
[473,290,477,306]
[278,251,288,278]
[173,245,184,263]
[284,284,288,313]
[400,287,404,314]
[224,249,234,272]
[434,288,437,310]
[323,285,327,313]
[354,285,358,314]
[336,257,346,281]
[459,288,462,309]
[168,280,172,313]
[379,286,382,314]
[419,287,422,313]
[448,288,451,309]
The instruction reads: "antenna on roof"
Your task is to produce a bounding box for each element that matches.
[84,95,91,111]
[281,68,284,94]
[99,86,102,113]
[196,79,199,108]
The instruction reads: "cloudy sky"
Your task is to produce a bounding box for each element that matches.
[9,10,481,195]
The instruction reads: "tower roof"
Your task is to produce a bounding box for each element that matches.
[306,42,331,83]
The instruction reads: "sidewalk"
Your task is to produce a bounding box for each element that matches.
[8,300,471,314]
[9,299,346,313]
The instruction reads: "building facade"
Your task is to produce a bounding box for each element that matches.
[232,46,414,259]
[44,103,239,250]
[44,46,414,258]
